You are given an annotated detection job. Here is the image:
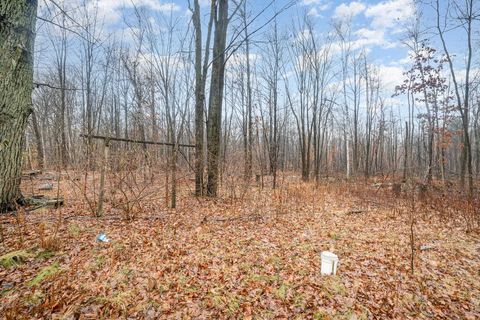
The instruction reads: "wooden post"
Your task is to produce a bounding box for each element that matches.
[97,138,110,217]
[79,134,195,210]
[171,144,178,209]
[403,121,409,182]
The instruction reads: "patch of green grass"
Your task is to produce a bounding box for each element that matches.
[155,283,168,294]
[226,294,241,315]
[275,283,291,300]
[113,243,126,252]
[208,288,224,308]
[120,266,132,277]
[332,309,368,320]
[0,250,32,268]
[97,291,132,310]
[322,276,347,299]
[292,292,307,309]
[298,243,314,251]
[329,278,346,295]
[313,310,330,320]
[24,289,44,306]
[90,255,106,270]
[208,288,242,315]
[239,262,253,272]
[28,262,61,286]
[36,250,55,260]
[184,285,198,293]
[249,273,280,284]
[147,300,161,309]
[328,232,341,240]
[67,223,81,237]
[268,255,283,267]
[1,285,15,296]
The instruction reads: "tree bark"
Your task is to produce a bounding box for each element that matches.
[242,1,253,183]
[0,0,38,212]
[192,0,214,196]
[206,0,229,197]
[31,109,44,170]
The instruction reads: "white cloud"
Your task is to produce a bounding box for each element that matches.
[307,7,321,17]
[294,28,313,43]
[352,28,395,49]
[365,0,414,30]
[334,2,366,20]
[227,53,261,67]
[318,3,331,11]
[302,0,331,17]
[454,67,480,84]
[390,52,413,66]
[91,0,180,24]
[378,65,405,91]
[331,0,415,51]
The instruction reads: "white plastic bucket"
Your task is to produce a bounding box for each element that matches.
[320,251,339,275]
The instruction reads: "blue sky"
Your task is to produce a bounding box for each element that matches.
[98,0,466,86]
[35,0,476,96]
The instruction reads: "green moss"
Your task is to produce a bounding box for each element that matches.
[0,250,32,268]
[36,250,55,260]
[1,286,15,296]
[28,262,61,286]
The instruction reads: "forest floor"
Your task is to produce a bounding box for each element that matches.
[0,173,479,319]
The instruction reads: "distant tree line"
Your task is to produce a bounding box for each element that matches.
[1,0,479,211]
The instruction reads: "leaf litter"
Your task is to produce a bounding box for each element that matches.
[0,180,479,319]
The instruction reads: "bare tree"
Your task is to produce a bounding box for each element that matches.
[206,0,231,196]
[434,0,478,192]
[190,0,215,196]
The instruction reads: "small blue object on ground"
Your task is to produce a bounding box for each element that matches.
[96,233,109,243]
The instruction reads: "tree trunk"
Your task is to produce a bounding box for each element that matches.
[31,109,44,170]
[206,0,229,197]
[0,0,38,212]
[97,139,109,217]
[403,122,408,182]
[243,2,253,183]
[192,0,205,196]
[192,0,214,196]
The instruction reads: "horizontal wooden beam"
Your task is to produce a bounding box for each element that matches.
[80,134,195,148]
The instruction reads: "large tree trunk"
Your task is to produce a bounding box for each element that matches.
[206,0,229,197]
[192,0,214,196]
[0,0,38,212]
